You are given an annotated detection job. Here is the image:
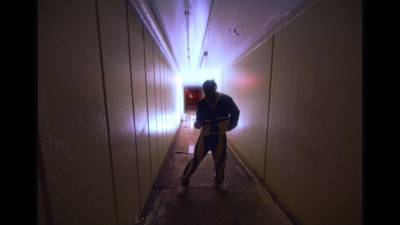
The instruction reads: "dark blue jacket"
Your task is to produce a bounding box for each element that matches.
[196,93,240,136]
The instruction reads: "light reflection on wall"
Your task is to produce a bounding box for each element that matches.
[233,73,259,88]
[148,112,179,135]
[147,73,183,135]
[175,74,184,122]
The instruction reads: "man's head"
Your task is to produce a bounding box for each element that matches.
[202,80,218,100]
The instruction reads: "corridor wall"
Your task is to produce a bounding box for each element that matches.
[221,0,362,224]
[37,0,181,224]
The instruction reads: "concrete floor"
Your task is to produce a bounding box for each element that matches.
[142,110,293,225]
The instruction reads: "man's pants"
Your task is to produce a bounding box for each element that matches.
[181,134,227,186]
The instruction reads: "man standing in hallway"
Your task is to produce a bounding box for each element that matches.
[178,80,240,195]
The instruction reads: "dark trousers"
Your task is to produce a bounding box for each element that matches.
[181,134,227,186]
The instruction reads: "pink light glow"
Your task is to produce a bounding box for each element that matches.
[234,73,259,88]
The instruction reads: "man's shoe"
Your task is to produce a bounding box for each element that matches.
[217,182,228,192]
[177,184,187,195]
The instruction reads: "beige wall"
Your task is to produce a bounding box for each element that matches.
[37,0,181,224]
[222,37,273,177]
[222,0,362,224]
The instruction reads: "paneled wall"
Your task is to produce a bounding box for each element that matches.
[221,0,362,224]
[37,0,181,224]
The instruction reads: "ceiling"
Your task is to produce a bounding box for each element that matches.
[147,0,314,86]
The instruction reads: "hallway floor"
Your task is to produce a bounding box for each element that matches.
[142,110,293,225]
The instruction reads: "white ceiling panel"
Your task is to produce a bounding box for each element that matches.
[147,0,315,86]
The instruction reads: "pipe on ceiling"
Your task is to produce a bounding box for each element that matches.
[128,0,180,74]
[185,0,190,73]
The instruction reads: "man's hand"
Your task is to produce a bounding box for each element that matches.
[194,121,201,129]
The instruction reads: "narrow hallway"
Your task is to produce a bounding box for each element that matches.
[38,0,362,224]
[142,110,293,225]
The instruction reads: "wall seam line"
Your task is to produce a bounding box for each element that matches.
[163,59,167,156]
[263,34,275,183]
[160,57,165,157]
[153,43,160,171]
[143,30,154,186]
[94,0,119,223]
[157,52,163,168]
[126,0,143,213]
